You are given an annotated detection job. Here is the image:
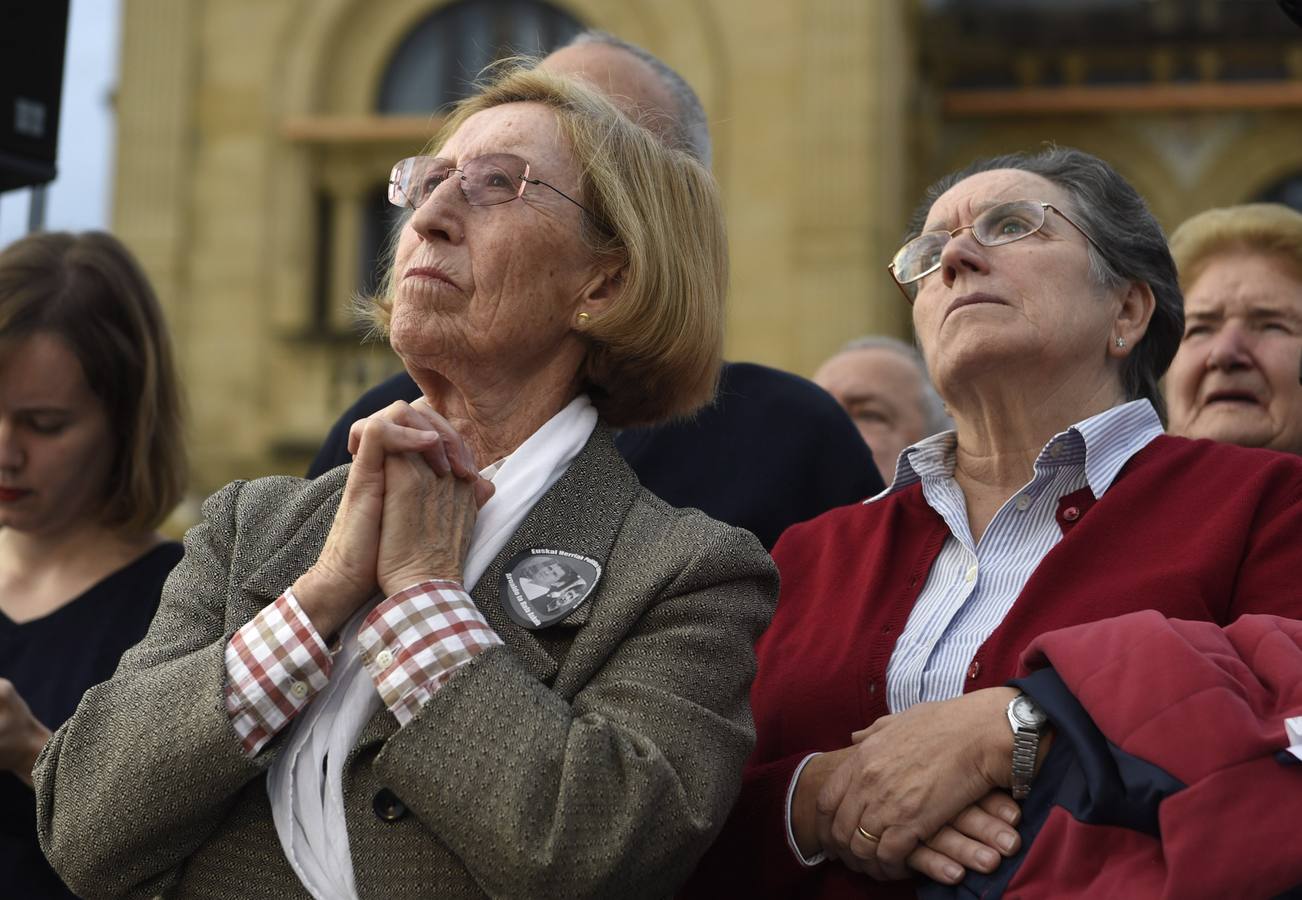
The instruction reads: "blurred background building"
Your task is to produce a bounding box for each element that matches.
[7,0,1302,512]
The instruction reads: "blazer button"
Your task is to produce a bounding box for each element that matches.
[373,788,408,822]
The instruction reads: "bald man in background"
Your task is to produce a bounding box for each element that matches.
[308,31,882,548]
[813,336,951,480]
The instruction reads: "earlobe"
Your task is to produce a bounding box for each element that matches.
[578,262,626,318]
[1114,280,1156,352]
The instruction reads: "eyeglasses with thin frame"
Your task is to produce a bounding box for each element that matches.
[388,153,592,217]
[887,199,1105,304]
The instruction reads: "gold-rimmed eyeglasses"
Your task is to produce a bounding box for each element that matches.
[888,199,1105,303]
[388,153,592,217]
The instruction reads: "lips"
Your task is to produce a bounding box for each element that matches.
[404,264,459,290]
[1204,389,1261,407]
[0,487,31,502]
[945,292,1008,319]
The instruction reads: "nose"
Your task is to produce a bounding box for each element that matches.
[0,419,23,472]
[939,226,989,288]
[407,175,465,245]
[1205,322,1253,372]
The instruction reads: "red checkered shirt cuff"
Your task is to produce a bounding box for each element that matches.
[358,580,502,726]
[224,590,333,756]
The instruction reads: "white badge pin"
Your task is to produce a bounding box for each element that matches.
[500,548,603,629]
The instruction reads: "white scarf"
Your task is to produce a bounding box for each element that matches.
[268,395,599,900]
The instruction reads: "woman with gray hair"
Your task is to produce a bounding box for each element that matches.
[688,147,1302,899]
[35,67,776,900]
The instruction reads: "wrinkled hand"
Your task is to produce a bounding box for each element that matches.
[0,679,51,787]
[376,448,478,595]
[294,401,492,637]
[793,739,1021,884]
[816,688,1018,879]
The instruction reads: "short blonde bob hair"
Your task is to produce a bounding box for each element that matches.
[0,231,186,535]
[367,66,727,427]
[1169,202,1302,289]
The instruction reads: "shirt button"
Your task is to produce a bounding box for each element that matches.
[1062,506,1081,522]
[289,680,308,699]
[1015,495,1030,511]
[964,565,977,583]
[967,660,981,679]
[375,649,395,669]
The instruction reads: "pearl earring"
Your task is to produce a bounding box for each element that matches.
[1115,337,1126,349]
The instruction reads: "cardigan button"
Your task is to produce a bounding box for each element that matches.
[867,680,877,695]
[1062,506,1081,522]
[967,660,981,679]
[373,788,408,822]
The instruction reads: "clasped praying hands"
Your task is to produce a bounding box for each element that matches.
[291,399,495,638]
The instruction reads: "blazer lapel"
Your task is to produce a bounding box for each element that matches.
[469,424,640,683]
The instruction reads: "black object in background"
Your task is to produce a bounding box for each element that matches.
[1282,0,1302,28]
[0,1,71,192]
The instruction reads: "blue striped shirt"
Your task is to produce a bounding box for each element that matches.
[877,399,1164,713]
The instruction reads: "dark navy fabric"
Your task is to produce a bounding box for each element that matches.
[307,362,884,549]
[918,668,1187,900]
[0,541,182,899]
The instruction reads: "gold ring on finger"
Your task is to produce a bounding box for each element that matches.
[855,825,881,843]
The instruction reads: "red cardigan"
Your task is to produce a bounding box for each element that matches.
[683,435,1302,899]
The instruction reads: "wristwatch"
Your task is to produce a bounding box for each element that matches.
[1006,692,1048,800]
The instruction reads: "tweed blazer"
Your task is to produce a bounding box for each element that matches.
[34,426,778,900]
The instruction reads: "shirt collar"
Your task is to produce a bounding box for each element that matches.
[867,399,1163,503]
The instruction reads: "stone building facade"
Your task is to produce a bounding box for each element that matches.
[110,0,1302,510]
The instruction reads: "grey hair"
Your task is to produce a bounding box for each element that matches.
[568,30,712,167]
[905,146,1183,424]
[839,335,953,435]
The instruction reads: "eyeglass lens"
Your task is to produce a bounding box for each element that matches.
[892,200,1048,288]
[388,154,529,210]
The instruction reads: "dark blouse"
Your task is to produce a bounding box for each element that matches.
[0,541,182,898]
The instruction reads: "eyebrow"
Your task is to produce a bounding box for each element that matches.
[12,405,70,415]
[1185,305,1302,323]
[924,198,1007,232]
[1244,305,1301,321]
[840,390,890,406]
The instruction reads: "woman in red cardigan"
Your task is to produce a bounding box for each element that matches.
[685,147,1302,899]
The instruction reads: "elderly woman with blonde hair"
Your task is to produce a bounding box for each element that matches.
[35,68,776,900]
[1165,202,1302,454]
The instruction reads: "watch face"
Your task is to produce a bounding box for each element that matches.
[1012,695,1048,728]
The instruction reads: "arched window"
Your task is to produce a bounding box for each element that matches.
[1256,172,1302,214]
[379,0,583,113]
[355,0,584,302]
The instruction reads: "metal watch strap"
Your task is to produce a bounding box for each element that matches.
[1010,728,1040,800]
